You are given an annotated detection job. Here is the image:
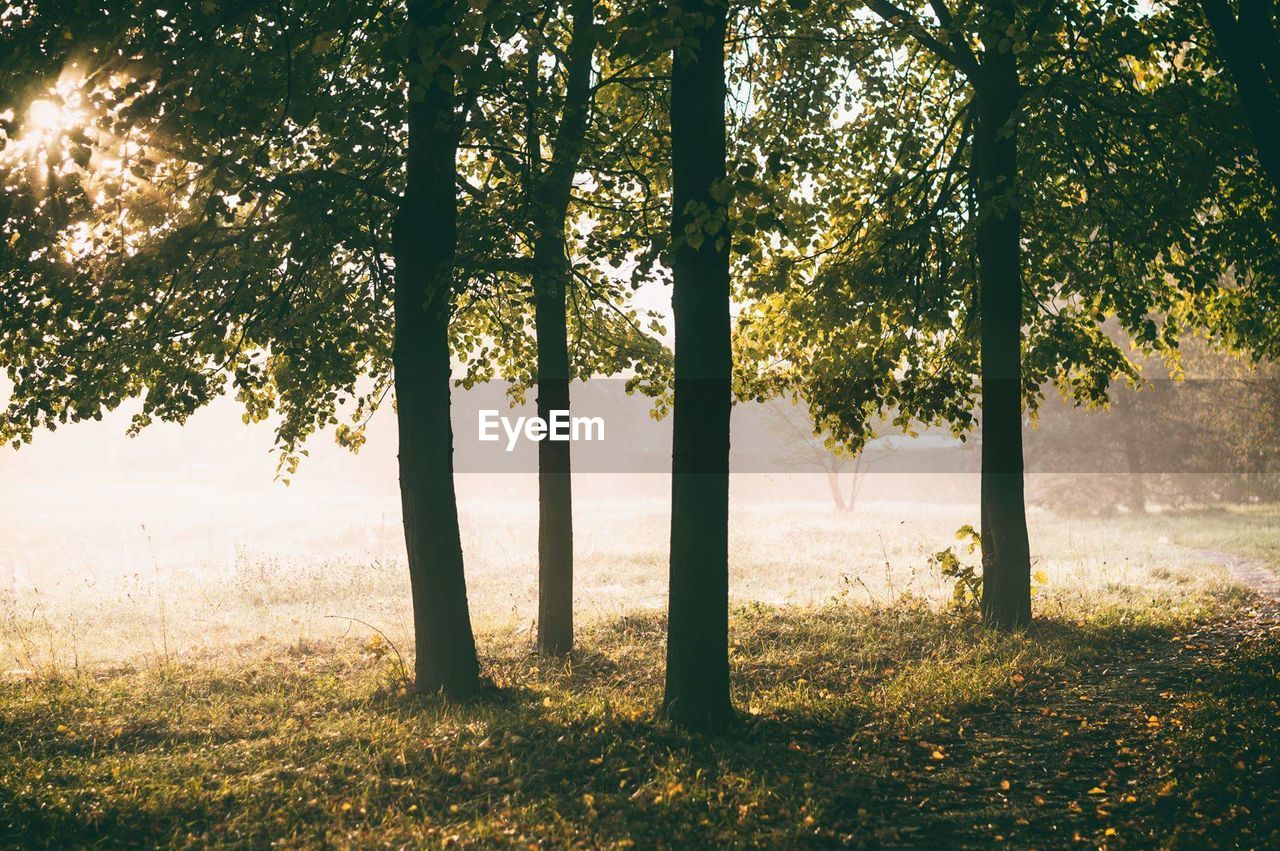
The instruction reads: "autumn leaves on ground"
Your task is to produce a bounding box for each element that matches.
[2,505,1278,849]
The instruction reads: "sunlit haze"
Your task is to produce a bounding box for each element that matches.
[2,2,1279,847]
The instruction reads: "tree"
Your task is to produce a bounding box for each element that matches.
[855,0,1086,628]
[1172,1,1280,366]
[527,0,595,655]
[663,0,736,732]
[764,399,896,512]
[395,0,481,696]
[450,0,671,655]
[969,0,1031,629]
[1028,341,1280,513]
[0,0,679,677]
[0,0,489,697]
[760,0,1034,627]
[733,0,1242,628]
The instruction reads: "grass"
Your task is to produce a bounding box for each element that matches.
[1,501,1278,847]
[1,585,1274,847]
[2,499,1268,671]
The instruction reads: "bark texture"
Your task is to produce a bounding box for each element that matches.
[975,0,1032,630]
[393,0,481,696]
[663,0,736,732]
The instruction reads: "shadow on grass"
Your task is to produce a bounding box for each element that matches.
[2,603,1276,848]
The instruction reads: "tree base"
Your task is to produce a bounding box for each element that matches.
[981,606,1032,631]
[662,697,738,735]
[537,636,573,656]
[413,668,485,702]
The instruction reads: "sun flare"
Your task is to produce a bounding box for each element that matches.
[1,77,89,171]
[22,92,85,142]
[27,98,73,134]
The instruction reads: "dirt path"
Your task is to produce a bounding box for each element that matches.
[1197,547,1280,600]
[871,547,1280,848]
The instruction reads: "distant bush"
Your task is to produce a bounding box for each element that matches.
[1027,344,1280,514]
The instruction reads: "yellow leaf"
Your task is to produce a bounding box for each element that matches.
[1088,786,1107,795]
[999,779,1011,791]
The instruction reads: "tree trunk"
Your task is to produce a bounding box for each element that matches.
[1201,0,1280,192]
[1114,390,1147,514]
[664,0,736,733]
[393,0,481,697]
[532,250,574,655]
[975,0,1032,630]
[530,0,596,655]
[825,464,848,512]
[847,451,866,512]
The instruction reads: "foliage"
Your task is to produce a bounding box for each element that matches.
[731,1,1271,456]
[3,0,1279,473]
[449,0,673,397]
[0,0,673,471]
[933,524,984,611]
[0,0,408,467]
[934,523,1051,609]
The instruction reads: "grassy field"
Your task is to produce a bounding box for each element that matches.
[1,500,1278,847]
[2,496,1271,671]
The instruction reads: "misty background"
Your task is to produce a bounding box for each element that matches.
[5,347,1275,674]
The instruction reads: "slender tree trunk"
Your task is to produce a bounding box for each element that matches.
[393,0,481,697]
[825,464,848,512]
[847,451,866,512]
[529,0,596,655]
[1122,437,1147,514]
[1114,390,1147,514]
[975,0,1032,630]
[664,0,736,732]
[532,248,574,656]
[1201,0,1280,192]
